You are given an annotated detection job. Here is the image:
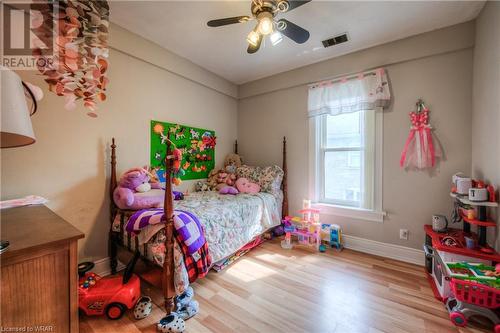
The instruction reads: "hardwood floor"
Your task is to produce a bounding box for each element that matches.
[80,239,493,333]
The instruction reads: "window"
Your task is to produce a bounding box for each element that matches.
[310,109,384,221]
[307,69,390,222]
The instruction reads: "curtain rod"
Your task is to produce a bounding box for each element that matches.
[308,68,381,89]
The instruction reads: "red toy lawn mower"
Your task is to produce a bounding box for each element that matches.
[78,254,141,320]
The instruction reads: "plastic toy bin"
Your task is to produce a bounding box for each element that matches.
[450,278,500,309]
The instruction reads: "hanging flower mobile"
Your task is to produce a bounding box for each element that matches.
[33,0,110,117]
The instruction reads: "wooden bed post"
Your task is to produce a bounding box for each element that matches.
[162,140,176,314]
[109,138,118,275]
[110,138,117,203]
[282,136,288,218]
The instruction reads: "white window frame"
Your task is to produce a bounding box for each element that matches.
[309,108,385,223]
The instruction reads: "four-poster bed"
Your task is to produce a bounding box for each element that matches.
[108,137,288,314]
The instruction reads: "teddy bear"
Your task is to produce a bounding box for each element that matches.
[215,171,237,190]
[113,168,165,210]
[206,169,219,190]
[202,153,242,192]
[224,153,242,174]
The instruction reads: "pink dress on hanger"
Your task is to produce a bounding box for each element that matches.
[400,103,441,169]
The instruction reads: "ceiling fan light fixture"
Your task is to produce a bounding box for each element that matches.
[270,31,283,45]
[276,0,289,12]
[257,12,274,35]
[247,29,261,47]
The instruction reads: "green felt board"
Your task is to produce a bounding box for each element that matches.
[150,120,216,180]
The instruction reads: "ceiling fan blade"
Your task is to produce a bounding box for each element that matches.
[285,0,312,12]
[207,16,251,27]
[247,34,263,54]
[277,19,310,44]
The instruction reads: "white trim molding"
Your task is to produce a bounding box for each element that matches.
[343,235,424,266]
[314,203,386,223]
[93,257,126,277]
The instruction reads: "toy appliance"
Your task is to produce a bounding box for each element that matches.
[452,173,472,195]
[469,188,488,202]
[425,245,490,300]
[432,215,448,232]
[78,262,141,320]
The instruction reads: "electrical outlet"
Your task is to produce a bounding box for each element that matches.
[400,229,409,240]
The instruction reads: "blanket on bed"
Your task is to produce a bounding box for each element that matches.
[113,191,282,294]
[127,209,211,282]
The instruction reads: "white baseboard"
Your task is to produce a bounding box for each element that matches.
[343,235,424,266]
[93,257,126,276]
[92,237,423,276]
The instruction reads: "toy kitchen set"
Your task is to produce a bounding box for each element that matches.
[424,173,500,331]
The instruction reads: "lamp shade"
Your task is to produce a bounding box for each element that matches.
[1,67,36,148]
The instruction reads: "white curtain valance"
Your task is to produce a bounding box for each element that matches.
[307,68,391,117]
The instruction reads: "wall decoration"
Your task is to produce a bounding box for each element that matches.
[33,1,110,117]
[150,121,216,180]
[400,99,442,170]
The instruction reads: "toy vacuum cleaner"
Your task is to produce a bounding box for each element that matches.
[78,252,142,320]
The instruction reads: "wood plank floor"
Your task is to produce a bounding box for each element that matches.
[80,239,493,333]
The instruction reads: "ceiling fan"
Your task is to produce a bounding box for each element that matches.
[207,0,311,54]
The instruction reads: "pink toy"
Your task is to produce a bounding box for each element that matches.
[281,204,322,251]
[113,168,164,210]
[235,177,260,194]
[447,278,500,332]
[219,186,239,195]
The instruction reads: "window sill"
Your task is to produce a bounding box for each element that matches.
[312,203,386,223]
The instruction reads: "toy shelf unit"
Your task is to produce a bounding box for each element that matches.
[424,225,500,263]
[424,225,500,304]
[450,192,498,247]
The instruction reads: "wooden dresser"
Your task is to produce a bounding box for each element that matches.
[0,205,84,333]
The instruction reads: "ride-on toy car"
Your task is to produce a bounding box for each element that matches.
[78,260,141,320]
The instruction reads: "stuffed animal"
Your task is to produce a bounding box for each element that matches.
[219,186,239,195]
[235,177,260,194]
[203,153,242,192]
[145,166,161,184]
[206,170,219,190]
[224,153,242,174]
[113,168,164,210]
[195,181,212,192]
[216,171,236,190]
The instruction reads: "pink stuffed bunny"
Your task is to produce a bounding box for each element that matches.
[113,168,164,210]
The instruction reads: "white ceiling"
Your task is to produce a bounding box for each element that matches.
[109,1,484,84]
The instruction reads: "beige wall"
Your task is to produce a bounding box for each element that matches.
[239,21,475,99]
[0,25,238,262]
[2,12,496,261]
[472,1,500,250]
[238,23,474,250]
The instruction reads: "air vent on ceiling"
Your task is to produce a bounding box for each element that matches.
[322,33,349,48]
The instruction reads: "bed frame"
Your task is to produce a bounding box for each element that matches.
[108,137,288,314]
